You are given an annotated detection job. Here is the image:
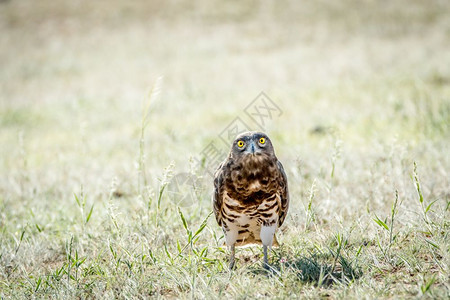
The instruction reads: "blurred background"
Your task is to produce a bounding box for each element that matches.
[1,0,449,215]
[1,0,449,297]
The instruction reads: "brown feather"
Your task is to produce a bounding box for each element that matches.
[213,131,289,248]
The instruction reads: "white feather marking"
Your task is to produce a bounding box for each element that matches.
[248,181,261,190]
[257,195,280,210]
[224,224,239,246]
[260,225,277,247]
[223,192,240,206]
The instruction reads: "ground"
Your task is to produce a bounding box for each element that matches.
[0,0,449,298]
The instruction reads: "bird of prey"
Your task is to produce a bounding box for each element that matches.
[213,131,289,270]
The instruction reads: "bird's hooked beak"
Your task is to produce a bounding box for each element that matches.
[247,140,258,155]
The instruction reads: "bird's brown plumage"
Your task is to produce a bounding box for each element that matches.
[213,131,289,248]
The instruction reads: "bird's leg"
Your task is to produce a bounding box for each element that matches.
[260,225,276,271]
[263,245,269,270]
[229,244,236,270]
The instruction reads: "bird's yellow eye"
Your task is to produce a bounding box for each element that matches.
[237,140,245,148]
[259,137,266,144]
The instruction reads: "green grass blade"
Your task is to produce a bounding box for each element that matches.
[177,207,189,234]
[373,215,389,231]
[86,204,94,224]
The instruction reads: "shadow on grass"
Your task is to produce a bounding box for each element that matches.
[283,254,362,286]
[247,253,362,286]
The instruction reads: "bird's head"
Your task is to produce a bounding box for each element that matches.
[230,131,276,159]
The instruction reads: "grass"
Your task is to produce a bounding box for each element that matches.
[1,0,449,298]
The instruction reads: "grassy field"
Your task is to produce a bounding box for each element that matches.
[1,0,449,298]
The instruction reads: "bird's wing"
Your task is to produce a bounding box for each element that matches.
[213,160,226,226]
[276,160,289,227]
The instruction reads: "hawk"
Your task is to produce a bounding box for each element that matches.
[213,131,289,269]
